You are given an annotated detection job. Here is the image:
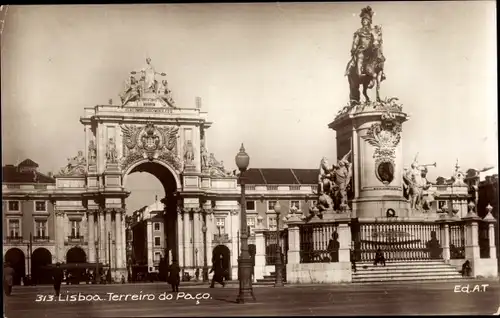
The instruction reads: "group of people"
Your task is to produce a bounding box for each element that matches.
[165,256,228,293]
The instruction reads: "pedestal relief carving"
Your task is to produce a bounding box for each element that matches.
[361,112,402,185]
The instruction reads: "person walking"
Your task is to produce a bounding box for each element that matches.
[209,256,225,288]
[52,263,64,297]
[168,260,181,293]
[3,262,15,296]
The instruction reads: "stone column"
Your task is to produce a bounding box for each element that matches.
[183,209,192,270]
[488,223,497,259]
[88,210,96,263]
[337,221,352,263]
[463,213,481,260]
[193,210,202,271]
[121,214,126,273]
[442,222,450,261]
[147,220,153,272]
[177,208,185,268]
[230,209,239,279]
[99,211,106,264]
[483,207,497,260]
[286,219,301,265]
[105,210,112,266]
[115,210,123,269]
[254,228,266,281]
[54,210,64,262]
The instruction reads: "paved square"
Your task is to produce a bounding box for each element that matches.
[4,280,500,317]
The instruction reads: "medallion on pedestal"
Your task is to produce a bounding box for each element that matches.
[361,112,402,185]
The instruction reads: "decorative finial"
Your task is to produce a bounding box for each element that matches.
[468,201,475,212]
[240,143,245,152]
[486,204,493,214]
[360,6,374,22]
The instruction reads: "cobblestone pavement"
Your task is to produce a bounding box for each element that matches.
[4,279,500,317]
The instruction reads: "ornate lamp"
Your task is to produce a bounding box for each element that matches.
[273,201,284,287]
[234,144,255,303]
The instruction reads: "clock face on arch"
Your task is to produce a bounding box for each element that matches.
[377,161,395,184]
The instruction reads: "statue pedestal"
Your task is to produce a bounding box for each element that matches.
[184,164,197,173]
[329,99,410,220]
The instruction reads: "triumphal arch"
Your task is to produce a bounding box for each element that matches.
[54,58,241,280]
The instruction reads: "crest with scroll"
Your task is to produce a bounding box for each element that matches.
[121,122,180,169]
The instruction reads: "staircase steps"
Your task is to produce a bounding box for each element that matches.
[254,270,287,286]
[352,260,463,283]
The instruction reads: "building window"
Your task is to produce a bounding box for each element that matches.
[71,221,81,238]
[247,216,256,235]
[268,216,277,231]
[154,222,160,231]
[438,201,446,210]
[246,200,256,211]
[8,201,20,212]
[215,217,226,234]
[35,201,47,212]
[154,252,161,262]
[267,200,277,212]
[290,200,301,210]
[35,220,48,237]
[8,219,21,238]
[154,236,161,246]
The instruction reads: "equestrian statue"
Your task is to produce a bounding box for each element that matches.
[345,6,387,105]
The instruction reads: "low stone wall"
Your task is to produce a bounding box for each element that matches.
[472,258,498,278]
[286,262,352,284]
[448,258,498,278]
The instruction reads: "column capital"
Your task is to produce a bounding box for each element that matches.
[55,210,65,217]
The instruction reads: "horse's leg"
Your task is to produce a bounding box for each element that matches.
[376,71,382,102]
[362,78,370,103]
[348,72,360,104]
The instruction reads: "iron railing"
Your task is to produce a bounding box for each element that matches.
[34,236,50,242]
[299,223,339,263]
[449,222,466,259]
[264,230,288,265]
[352,222,443,262]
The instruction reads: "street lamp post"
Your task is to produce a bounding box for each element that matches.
[202,223,208,282]
[235,143,256,303]
[273,201,284,287]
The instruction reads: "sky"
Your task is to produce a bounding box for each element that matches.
[1,2,497,212]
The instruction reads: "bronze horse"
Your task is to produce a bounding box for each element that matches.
[346,25,386,104]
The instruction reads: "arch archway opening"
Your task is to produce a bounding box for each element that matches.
[66,247,87,263]
[32,248,52,285]
[5,248,26,285]
[124,160,179,275]
[212,245,231,280]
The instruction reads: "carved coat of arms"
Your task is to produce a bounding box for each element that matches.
[361,112,402,183]
[120,122,180,170]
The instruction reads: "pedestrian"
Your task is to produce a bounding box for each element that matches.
[168,260,181,292]
[350,248,357,273]
[3,262,15,296]
[52,263,64,297]
[209,256,225,288]
[462,260,472,277]
[327,232,340,262]
[373,248,386,266]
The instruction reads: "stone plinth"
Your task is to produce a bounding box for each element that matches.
[329,99,410,220]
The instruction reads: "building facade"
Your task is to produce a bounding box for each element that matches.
[2,159,57,285]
